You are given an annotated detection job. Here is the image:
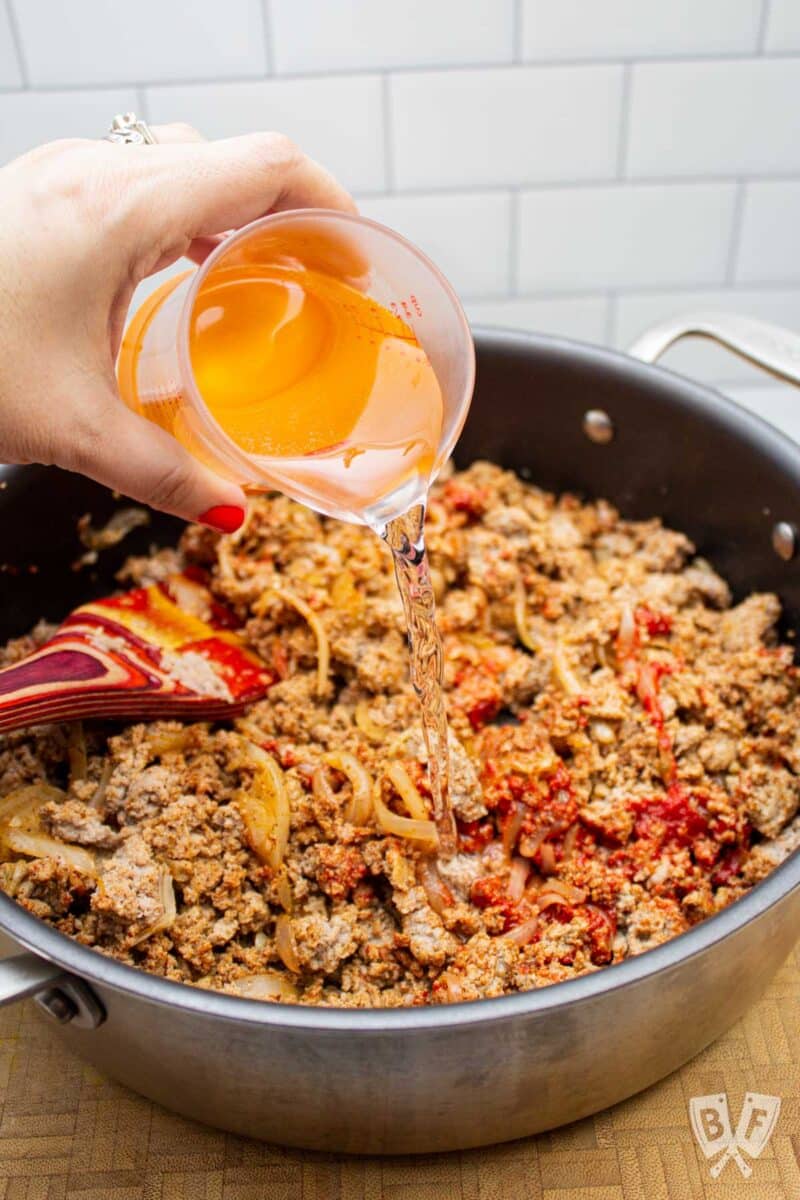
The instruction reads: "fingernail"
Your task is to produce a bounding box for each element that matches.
[198,505,245,534]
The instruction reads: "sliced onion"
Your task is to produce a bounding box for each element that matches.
[354,700,389,744]
[275,914,301,974]
[418,858,454,916]
[513,578,538,653]
[78,506,149,551]
[147,726,203,757]
[518,825,552,859]
[6,831,95,875]
[256,586,329,697]
[322,752,373,825]
[538,843,557,876]
[67,722,87,785]
[561,823,579,862]
[502,915,540,946]
[552,641,583,696]
[384,762,429,821]
[89,761,113,811]
[373,777,437,844]
[129,867,176,945]
[536,879,587,908]
[502,800,526,860]
[236,738,291,869]
[507,856,529,902]
[227,972,298,1001]
[0,783,65,829]
[617,603,637,657]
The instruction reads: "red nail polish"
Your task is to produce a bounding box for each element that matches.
[198,505,245,534]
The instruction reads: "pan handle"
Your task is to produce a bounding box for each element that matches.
[627,311,800,388]
[0,951,104,1028]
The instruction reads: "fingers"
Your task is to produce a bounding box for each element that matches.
[65,394,247,529]
[122,131,356,247]
[145,125,224,263]
[148,121,207,145]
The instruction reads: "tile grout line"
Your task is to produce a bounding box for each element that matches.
[757,0,772,53]
[355,174,800,199]
[3,50,800,94]
[381,73,395,193]
[508,190,520,295]
[604,292,618,347]
[261,0,275,76]
[725,180,747,284]
[4,0,28,89]
[512,0,523,64]
[457,276,800,302]
[616,63,632,179]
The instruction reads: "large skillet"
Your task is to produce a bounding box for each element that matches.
[0,315,799,1154]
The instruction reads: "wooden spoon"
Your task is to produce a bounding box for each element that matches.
[0,573,274,733]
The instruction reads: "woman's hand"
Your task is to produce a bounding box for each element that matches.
[0,125,355,531]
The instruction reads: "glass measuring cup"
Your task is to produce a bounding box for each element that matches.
[117,210,475,529]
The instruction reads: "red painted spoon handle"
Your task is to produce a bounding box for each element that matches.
[0,577,273,734]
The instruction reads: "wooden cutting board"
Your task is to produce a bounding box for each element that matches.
[0,940,797,1200]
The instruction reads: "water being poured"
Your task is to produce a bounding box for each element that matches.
[381,504,457,858]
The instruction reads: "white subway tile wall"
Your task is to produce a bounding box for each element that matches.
[736,180,800,284]
[11,0,268,86]
[270,0,515,73]
[764,0,800,52]
[146,75,386,192]
[522,0,764,61]
[518,183,737,292]
[389,64,624,189]
[0,2,21,88]
[1,0,799,437]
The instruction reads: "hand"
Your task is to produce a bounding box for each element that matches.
[0,125,356,531]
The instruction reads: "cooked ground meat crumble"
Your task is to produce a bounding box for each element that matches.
[1,460,799,1007]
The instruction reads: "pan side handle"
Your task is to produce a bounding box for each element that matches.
[628,311,800,388]
[0,952,104,1028]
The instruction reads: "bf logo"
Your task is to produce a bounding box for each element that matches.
[689,1092,781,1178]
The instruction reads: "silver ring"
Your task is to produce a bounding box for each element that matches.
[105,112,157,146]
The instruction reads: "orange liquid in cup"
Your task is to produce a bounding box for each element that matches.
[120,258,444,521]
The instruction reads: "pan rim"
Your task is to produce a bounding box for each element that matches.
[2,326,799,1032]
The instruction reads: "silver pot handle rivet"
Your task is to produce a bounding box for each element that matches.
[0,953,105,1029]
[583,409,614,444]
[772,522,796,562]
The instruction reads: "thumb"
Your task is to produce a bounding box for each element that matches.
[66,400,248,532]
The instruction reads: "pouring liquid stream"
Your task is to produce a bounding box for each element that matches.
[381,506,457,857]
[183,259,457,855]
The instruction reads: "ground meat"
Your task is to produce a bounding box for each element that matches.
[394,886,458,967]
[743,813,800,882]
[91,834,164,930]
[40,799,120,849]
[0,461,797,1008]
[622,895,689,956]
[292,909,359,975]
[722,594,781,651]
[737,762,800,838]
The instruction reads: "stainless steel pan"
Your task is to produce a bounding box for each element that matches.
[0,314,799,1153]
